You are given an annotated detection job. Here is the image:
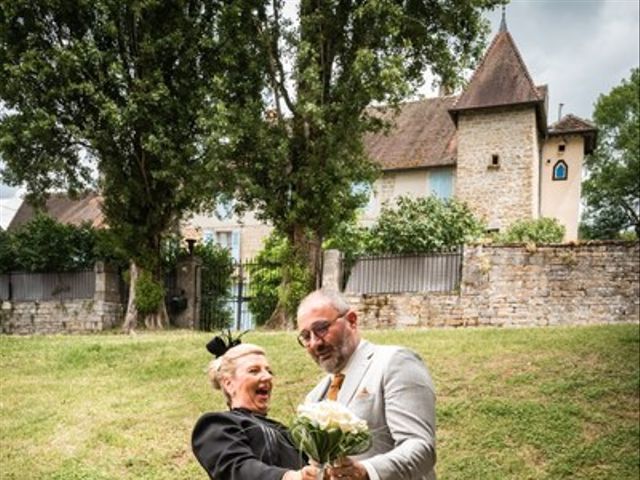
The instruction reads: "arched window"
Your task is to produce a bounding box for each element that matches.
[553,160,568,181]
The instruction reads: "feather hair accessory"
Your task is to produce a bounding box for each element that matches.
[205,329,250,358]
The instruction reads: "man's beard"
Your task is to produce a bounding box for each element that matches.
[315,336,353,373]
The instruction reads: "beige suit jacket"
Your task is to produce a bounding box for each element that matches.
[305,341,436,480]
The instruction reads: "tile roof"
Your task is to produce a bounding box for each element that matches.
[8,192,106,230]
[449,28,547,130]
[364,96,458,170]
[548,114,597,134]
[548,114,598,154]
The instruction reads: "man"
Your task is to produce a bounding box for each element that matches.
[296,289,436,480]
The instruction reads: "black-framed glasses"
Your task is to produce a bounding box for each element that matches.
[297,315,344,347]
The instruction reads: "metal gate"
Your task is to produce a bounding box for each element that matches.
[200,260,280,331]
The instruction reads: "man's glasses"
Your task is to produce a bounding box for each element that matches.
[297,315,344,347]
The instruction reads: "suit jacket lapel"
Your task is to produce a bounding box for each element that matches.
[309,375,331,402]
[338,340,375,405]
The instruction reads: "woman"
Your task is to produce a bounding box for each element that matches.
[192,343,317,480]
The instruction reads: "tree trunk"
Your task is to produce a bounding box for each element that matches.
[263,226,322,330]
[121,261,169,333]
[265,299,289,329]
[122,261,139,334]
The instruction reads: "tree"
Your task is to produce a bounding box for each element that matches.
[222,0,502,327]
[0,1,251,330]
[581,68,640,239]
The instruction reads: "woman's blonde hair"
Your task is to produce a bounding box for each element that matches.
[207,343,266,405]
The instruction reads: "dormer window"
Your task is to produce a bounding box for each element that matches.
[553,160,568,181]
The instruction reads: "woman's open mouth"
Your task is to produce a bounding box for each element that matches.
[255,386,271,401]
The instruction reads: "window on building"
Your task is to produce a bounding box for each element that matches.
[488,154,500,169]
[553,160,568,181]
[558,144,566,153]
[428,168,454,199]
[203,230,241,260]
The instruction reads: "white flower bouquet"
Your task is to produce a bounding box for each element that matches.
[290,400,371,479]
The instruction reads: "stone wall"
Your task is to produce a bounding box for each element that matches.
[456,106,539,230]
[1,299,122,334]
[348,242,639,328]
[0,262,123,335]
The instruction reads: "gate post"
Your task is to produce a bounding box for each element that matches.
[175,256,202,329]
[322,249,342,291]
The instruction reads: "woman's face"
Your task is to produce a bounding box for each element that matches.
[225,353,274,415]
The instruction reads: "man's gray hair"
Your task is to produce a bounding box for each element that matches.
[297,288,351,319]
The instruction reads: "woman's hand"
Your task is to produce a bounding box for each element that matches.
[283,465,320,480]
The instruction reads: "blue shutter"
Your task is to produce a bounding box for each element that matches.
[429,169,453,199]
[203,230,214,244]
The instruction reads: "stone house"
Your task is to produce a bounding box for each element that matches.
[190,21,596,260]
[8,22,596,260]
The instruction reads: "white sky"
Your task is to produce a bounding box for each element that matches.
[479,0,639,121]
[1,0,638,219]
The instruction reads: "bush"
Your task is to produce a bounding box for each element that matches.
[196,242,234,331]
[8,213,103,272]
[248,233,311,326]
[134,270,165,315]
[369,196,485,253]
[496,217,565,244]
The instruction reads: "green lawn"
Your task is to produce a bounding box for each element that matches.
[0,324,638,480]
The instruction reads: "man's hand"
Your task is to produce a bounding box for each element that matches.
[328,457,369,480]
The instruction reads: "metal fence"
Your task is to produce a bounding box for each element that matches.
[343,249,463,294]
[200,259,283,331]
[0,270,96,301]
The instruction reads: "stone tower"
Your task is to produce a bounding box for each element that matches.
[449,20,548,232]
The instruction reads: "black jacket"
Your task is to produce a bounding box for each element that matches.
[192,408,306,480]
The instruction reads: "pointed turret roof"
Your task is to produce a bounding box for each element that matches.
[449,23,547,132]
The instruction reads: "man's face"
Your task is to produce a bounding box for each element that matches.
[297,301,359,373]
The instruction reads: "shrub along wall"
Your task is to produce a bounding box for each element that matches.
[348,241,639,328]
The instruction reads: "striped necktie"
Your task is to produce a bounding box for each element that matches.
[326,373,345,401]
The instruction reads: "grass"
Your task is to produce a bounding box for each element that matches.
[0,324,638,479]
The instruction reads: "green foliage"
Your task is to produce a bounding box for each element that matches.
[368,196,485,254]
[0,213,127,273]
[0,228,15,273]
[324,219,374,263]
[495,217,566,244]
[6,213,95,272]
[582,68,640,239]
[196,242,234,331]
[248,233,311,326]
[220,0,502,289]
[0,0,243,276]
[134,270,165,316]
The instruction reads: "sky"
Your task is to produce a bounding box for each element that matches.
[478,0,639,122]
[1,0,639,225]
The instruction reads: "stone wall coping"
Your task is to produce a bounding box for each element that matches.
[466,240,639,249]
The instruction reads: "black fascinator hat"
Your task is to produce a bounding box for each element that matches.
[206,329,250,358]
